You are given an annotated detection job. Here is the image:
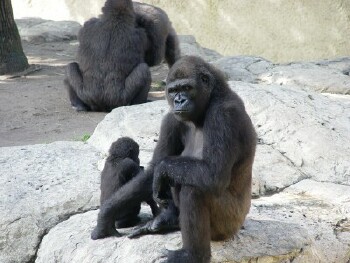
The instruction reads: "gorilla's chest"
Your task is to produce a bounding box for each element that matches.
[181,127,204,159]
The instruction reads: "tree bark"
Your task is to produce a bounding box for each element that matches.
[0,0,28,75]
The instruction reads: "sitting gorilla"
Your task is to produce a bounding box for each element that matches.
[91,56,257,263]
[98,137,158,235]
[64,0,180,112]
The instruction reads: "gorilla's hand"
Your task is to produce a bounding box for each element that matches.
[128,203,179,238]
[153,160,173,206]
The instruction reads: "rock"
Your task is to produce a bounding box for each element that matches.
[234,82,350,186]
[211,56,273,82]
[258,61,350,94]
[16,18,81,44]
[252,179,350,262]
[88,101,168,165]
[314,57,350,75]
[179,35,223,62]
[252,144,302,197]
[35,207,321,263]
[0,142,101,263]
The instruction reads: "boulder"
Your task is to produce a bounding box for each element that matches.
[252,179,350,262]
[179,35,223,62]
[258,61,350,94]
[35,208,321,263]
[16,18,81,44]
[211,56,273,82]
[211,56,350,95]
[0,142,101,263]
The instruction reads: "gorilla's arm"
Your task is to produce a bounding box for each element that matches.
[119,62,151,105]
[148,113,185,169]
[154,105,242,198]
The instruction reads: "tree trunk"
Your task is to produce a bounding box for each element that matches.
[0,0,28,75]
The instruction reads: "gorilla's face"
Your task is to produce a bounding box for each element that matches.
[166,79,197,121]
[166,57,213,123]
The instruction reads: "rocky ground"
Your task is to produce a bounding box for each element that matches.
[0,18,350,263]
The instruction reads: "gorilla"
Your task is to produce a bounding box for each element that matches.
[64,0,180,112]
[95,137,158,237]
[91,56,256,263]
[133,2,180,67]
[64,0,151,112]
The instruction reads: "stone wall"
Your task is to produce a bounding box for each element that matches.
[12,0,350,62]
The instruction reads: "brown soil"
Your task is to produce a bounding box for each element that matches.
[0,40,167,147]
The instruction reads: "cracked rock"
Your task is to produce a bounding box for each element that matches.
[0,142,101,263]
[35,208,321,263]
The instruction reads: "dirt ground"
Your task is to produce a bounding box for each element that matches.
[0,40,167,147]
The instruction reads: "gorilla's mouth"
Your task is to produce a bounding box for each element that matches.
[174,110,189,114]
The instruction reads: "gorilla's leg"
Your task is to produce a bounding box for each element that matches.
[115,205,141,228]
[166,186,211,263]
[91,171,153,240]
[124,62,151,105]
[165,28,180,67]
[64,62,90,111]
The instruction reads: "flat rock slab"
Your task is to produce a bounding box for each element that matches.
[259,61,350,94]
[0,142,101,263]
[212,56,350,95]
[16,18,81,44]
[212,56,273,82]
[35,208,320,263]
[252,179,350,262]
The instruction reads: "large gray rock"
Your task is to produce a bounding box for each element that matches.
[179,35,223,62]
[0,142,101,263]
[211,56,350,95]
[88,101,168,165]
[252,179,350,262]
[35,208,321,263]
[211,56,273,82]
[16,18,81,44]
[237,82,350,185]
[258,61,350,94]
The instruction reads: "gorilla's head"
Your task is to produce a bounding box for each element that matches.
[109,137,140,165]
[166,56,225,124]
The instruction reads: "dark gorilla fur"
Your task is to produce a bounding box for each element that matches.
[92,137,158,239]
[91,56,256,263]
[64,0,151,112]
[133,2,180,67]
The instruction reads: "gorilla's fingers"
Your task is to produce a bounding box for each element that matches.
[128,222,152,238]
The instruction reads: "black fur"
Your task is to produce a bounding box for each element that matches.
[64,0,151,112]
[133,2,180,67]
[91,137,158,239]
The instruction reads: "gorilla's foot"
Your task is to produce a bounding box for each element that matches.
[91,224,121,240]
[115,215,140,228]
[165,249,210,263]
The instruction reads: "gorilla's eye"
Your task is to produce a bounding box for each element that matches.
[183,85,191,91]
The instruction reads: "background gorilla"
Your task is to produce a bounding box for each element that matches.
[93,137,158,238]
[133,2,180,67]
[64,0,151,112]
[92,56,256,263]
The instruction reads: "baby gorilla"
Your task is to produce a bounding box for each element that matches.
[94,137,158,238]
[64,0,151,112]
